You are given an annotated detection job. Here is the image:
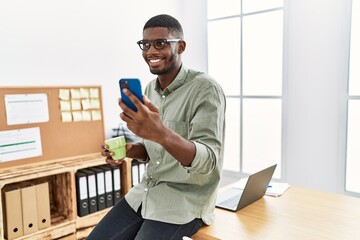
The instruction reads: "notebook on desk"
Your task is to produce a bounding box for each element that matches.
[216,164,277,212]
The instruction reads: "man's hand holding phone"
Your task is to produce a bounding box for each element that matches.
[119,78,143,112]
[119,84,165,144]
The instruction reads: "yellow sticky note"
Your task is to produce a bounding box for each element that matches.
[90,88,99,98]
[82,111,92,121]
[61,112,72,122]
[72,111,83,122]
[59,89,70,100]
[71,100,82,111]
[70,89,81,99]
[60,100,71,111]
[80,88,90,98]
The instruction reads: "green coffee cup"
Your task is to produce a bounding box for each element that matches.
[104,136,126,160]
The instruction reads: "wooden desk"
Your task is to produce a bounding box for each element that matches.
[192,186,360,240]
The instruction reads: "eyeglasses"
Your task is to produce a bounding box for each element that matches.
[136,38,181,51]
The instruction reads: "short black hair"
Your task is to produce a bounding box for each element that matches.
[143,14,183,38]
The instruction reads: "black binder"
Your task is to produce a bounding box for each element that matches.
[88,167,106,211]
[98,165,114,208]
[75,171,89,217]
[111,165,122,204]
[78,169,98,214]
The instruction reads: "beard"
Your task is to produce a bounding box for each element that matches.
[149,55,177,75]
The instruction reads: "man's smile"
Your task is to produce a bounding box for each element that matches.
[148,58,163,67]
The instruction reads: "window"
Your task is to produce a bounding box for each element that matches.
[346,0,360,193]
[207,0,284,178]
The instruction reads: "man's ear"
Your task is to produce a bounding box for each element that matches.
[177,41,186,54]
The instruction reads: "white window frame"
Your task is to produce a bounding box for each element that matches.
[207,1,284,179]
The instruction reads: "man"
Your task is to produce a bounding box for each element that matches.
[87,14,226,240]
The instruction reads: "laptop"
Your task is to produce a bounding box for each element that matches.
[216,164,277,212]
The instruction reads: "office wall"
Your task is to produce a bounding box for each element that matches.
[0,0,207,138]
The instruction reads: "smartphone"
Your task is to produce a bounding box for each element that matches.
[119,78,143,112]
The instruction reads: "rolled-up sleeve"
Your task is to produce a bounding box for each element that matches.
[183,141,215,174]
[183,82,226,174]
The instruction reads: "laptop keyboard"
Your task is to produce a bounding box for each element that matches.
[219,194,241,208]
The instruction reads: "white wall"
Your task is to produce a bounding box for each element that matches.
[283,0,352,194]
[0,0,207,138]
[0,0,356,195]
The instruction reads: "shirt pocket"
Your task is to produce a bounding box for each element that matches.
[164,121,189,139]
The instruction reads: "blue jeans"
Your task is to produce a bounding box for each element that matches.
[86,198,204,240]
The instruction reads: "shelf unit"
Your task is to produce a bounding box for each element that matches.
[0,153,133,240]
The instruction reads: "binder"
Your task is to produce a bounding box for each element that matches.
[21,185,39,235]
[98,165,114,207]
[75,171,89,217]
[139,162,146,181]
[35,182,51,229]
[111,165,122,204]
[131,160,140,186]
[88,167,106,211]
[3,188,24,239]
[78,169,98,214]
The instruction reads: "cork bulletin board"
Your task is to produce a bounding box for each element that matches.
[0,86,105,169]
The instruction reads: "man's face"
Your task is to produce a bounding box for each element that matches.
[141,27,181,76]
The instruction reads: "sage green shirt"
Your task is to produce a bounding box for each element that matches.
[125,66,226,225]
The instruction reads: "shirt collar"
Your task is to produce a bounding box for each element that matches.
[154,65,189,96]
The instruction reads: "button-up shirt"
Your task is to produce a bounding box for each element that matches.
[125,66,226,225]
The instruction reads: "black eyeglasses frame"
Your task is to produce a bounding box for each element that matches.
[136,38,181,51]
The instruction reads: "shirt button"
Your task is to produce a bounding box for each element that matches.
[162,95,165,99]
[156,161,160,165]
[145,188,148,192]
